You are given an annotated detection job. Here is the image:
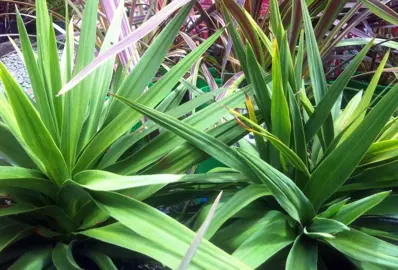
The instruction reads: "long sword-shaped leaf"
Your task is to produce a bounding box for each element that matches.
[304,41,373,142]
[341,50,390,142]
[178,192,223,270]
[303,85,398,210]
[326,229,398,268]
[0,63,69,185]
[73,29,224,173]
[79,0,125,147]
[300,0,332,145]
[16,11,59,141]
[0,166,56,197]
[52,242,82,270]
[237,149,315,224]
[332,191,390,225]
[286,236,317,270]
[58,0,192,95]
[110,94,259,181]
[89,191,251,270]
[232,214,295,268]
[361,0,398,25]
[271,39,291,146]
[0,122,35,168]
[8,248,53,270]
[0,224,31,253]
[61,0,98,170]
[245,44,272,127]
[195,184,271,239]
[104,1,195,125]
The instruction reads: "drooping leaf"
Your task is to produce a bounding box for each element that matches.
[232,213,295,268]
[8,248,53,270]
[195,184,271,239]
[326,229,398,268]
[52,242,82,270]
[89,191,251,270]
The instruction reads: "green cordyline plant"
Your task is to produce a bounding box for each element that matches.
[111,0,398,269]
[0,0,257,269]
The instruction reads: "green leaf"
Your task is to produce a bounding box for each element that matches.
[88,191,251,270]
[8,247,53,270]
[195,184,271,239]
[16,10,59,141]
[365,194,398,217]
[361,140,398,165]
[0,204,77,232]
[73,170,184,191]
[220,2,250,78]
[232,213,295,268]
[179,192,223,270]
[286,235,317,270]
[361,0,398,25]
[81,223,192,270]
[271,39,291,147]
[318,198,349,218]
[300,0,327,104]
[326,229,398,268]
[341,50,390,141]
[350,159,398,183]
[0,62,69,185]
[0,224,31,252]
[0,166,57,197]
[79,0,124,147]
[212,211,286,252]
[306,217,350,235]
[303,85,398,210]
[227,110,311,176]
[332,191,390,225]
[73,29,225,173]
[104,1,195,125]
[237,149,315,224]
[61,0,98,169]
[52,242,82,270]
[100,88,229,170]
[334,90,363,135]
[288,86,308,188]
[245,44,272,127]
[0,122,35,168]
[300,0,332,145]
[269,0,283,44]
[304,41,373,143]
[83,251,117,270]
[109,93,260,182]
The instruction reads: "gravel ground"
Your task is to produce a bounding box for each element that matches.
[0,51,32,92]
[0,47,63,94]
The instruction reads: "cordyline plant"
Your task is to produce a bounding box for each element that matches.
[219,0,398,78]
[111,0,398,269]
[0,0,255,269]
